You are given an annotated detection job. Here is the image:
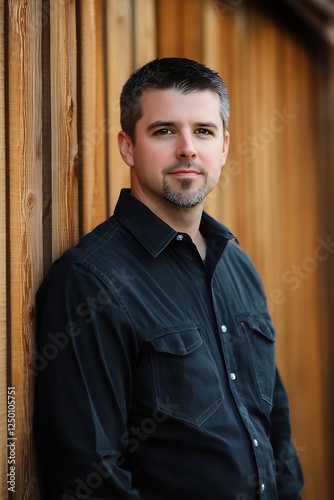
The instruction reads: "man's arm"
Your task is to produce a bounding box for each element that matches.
[34,262,142,499]
[270,368,305,499]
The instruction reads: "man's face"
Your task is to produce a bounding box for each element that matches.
[118,88,229,211]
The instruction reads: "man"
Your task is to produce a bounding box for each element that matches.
[34,57,304,499]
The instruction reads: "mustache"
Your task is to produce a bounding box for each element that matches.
[162,160,207,175]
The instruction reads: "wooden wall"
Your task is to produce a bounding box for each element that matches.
[0,0,333,498]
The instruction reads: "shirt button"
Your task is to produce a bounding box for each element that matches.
[261,483,265,492]
[230,373,236,380]
[176,234,183,241]
[221,324,227,333]
[253,439,258,447]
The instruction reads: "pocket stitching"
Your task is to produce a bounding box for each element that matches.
[149,327,224,426]
[237,314,276,407]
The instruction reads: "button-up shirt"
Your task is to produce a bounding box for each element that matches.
[34,188,304,499]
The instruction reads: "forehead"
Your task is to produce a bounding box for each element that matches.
[139,88,222,123]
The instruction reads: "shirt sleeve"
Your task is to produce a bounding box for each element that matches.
[34,262,142,499]
[270,368,305,499]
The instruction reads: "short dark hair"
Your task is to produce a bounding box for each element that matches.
[120,57,230,142]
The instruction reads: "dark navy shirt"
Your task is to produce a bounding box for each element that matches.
[34,188,304,499]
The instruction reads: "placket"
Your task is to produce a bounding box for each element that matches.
[210,274,278,500]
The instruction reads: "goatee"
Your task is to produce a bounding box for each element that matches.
[162,160,208,208]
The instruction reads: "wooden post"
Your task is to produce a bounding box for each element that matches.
[7,1,44,497]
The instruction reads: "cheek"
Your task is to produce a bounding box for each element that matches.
[142,145,169,164]
[206,165,223,187]
[209,152,224,173]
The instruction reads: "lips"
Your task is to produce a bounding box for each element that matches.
[170,169,201,176]
[162,161,207,178]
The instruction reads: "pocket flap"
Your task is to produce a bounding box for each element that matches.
[149,327,203,355]
[238,312,276,342]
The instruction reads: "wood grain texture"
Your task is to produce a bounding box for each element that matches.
[0,3,7,498]
[157,0,203,58]
[80,0,108,234]
[0,1,332,498]
[8,1,44,497]
[133,0,156,67]
[106,0,133,212]
[276,27,326,499]
[50,0,79,260]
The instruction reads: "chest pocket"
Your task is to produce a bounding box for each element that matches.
[148,326,224,426]
[236,312,276,407]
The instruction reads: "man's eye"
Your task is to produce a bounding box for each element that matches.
[154,129,173,136]
[196,128,213,135]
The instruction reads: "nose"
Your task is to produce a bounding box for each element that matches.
[176,133,197,160]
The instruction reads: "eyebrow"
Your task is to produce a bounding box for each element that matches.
[146,120,219,132]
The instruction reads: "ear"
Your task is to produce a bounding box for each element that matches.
[222,131,230,165]
[118,131,135,167]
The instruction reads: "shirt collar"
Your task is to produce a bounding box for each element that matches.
[114,189,238,258]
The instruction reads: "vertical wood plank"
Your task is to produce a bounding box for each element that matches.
[203,0,244,227]
[0,2,7,498]
[133,0,156,68]
[106,0,133,212]
[41,0,53,276]
[156,0,181,56]
[50,0,79,260]
[179,0,203,60]
[326,45,334,493]
[80,0,108,235]
[157,0,203,58]
[277,32,326,500]
[8,0,44,497]
[327,44,334,491]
